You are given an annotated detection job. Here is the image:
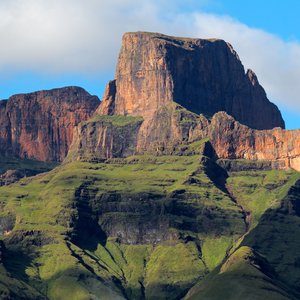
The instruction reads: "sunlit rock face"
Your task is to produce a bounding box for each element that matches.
[208,112,300,171]
[0,86,99,161]
[99,31,285,130]
[75,32,300,171]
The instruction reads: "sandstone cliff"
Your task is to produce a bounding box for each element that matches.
[209,112,300,171]
[68,109,300,171]
[98,32,284,130]
[68,115,143,162]
[0,87,99,161]
[69,32,300,171]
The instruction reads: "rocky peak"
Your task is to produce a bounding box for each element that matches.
[246,69,259,86]
[0,86,100,161]
[99,31,285,130]
[69,32,300,171]
[96,80,116,116]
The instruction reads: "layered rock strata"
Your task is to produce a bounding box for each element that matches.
[209,112,300,171]
[98,32,284,130]
[68,115,143,162]
[0,86,99,161]
[84,32,298,171]
[68,110,300,171]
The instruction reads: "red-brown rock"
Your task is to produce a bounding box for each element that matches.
[71,32,300,171]
[99,32,285,130]
[0,86,99,161]
[208,112,300,171]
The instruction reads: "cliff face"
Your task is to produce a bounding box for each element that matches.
[68,115,143,162]
[68,109,300,171]
[0,100,11,152]
[0,87,99,162]
[72,103,211,161]
[71,32,300,171]
[99,32,285,130]
[208,112,300,171]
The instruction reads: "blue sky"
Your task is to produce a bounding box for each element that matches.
[0,0,299,129]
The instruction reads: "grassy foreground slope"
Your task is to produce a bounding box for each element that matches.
[0,141,244,300]
[0,146,299,299]
[186,167,300,300]
[185,246,294,300]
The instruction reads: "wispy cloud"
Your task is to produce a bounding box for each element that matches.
[0,0,299,113]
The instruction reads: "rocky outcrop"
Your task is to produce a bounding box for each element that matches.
[68,103,212,161]
[208,112,300,171]
[96,80,116,116]
[0,87,99,162]
[83,32,299,171]
[68,109,300,172]
[67,115,143,162]
[0,169,28,186]
[99,32,284,130]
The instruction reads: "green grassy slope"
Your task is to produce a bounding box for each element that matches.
[0,149,299,299]
[185,166,300,300]
[0,141,246,299]
[184,246,295,300]
[227,168,299,230]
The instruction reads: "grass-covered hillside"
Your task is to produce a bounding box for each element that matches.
[0,157,58,186]
[0,141,299,299]
[186,168,300,300]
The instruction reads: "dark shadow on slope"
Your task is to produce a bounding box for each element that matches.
[184,246,298,300]
[70,182,107,251]
[196,141,229,194]
[241,179,300,297]
[1,231,54,299]
[201,156,229,194]
[3,249,32,284]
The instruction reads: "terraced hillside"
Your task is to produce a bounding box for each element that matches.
[0,138,299,299]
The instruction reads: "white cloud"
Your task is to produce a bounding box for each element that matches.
[0,0,299,113]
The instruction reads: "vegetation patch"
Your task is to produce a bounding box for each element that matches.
[85,115,144,127]
[0,154,298,299]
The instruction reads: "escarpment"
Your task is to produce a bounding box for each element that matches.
[70,32,300,171]
[0,86,99,162]
[98,32,284,130]
[69,109,300,171]
[1,32,299,172]
[209,112,300,171]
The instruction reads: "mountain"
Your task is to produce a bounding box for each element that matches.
[99,32,284,130]
[0,86,99,162]
[0,32,300,300]
[69,32,299,171]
